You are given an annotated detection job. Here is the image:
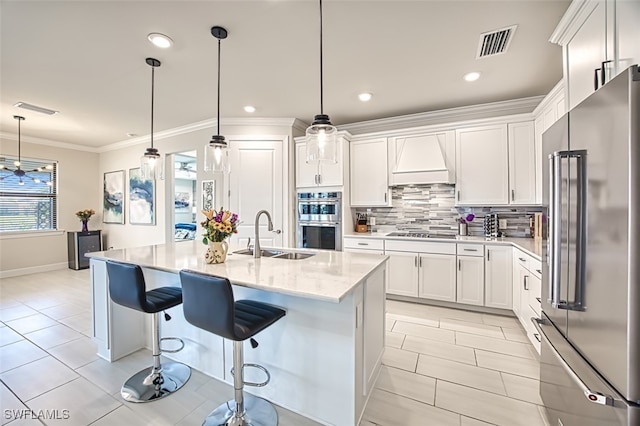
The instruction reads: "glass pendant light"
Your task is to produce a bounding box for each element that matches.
[140,57,164,180]
[306,0,337,164]
[204,26,229,173]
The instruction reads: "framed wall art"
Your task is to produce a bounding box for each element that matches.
[202,180,215,211]
[129,167,155,225]
[103,170,125,224]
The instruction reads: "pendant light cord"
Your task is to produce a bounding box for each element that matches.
[17,118,21,165]
[319,0,324,116]
[150,65,155,149]
[217,36,221,136]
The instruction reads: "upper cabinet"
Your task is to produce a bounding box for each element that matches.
[388,131,456,185]
[508,122,536,205]
[295,134,349,189]
[552,0,640,111]
[455,124,510,205]
[350,138,391,207]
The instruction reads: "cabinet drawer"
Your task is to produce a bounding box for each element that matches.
[343,237,384,251]
[386,240,456,255]
[528,275,541,317]
[529,257,542,279]
[457,243,484,257]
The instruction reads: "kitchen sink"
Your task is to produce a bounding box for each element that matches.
[272,252,314,260]
[232,248,315,260]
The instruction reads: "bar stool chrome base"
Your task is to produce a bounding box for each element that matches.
[121,361,191,403]
[204,394,278,426]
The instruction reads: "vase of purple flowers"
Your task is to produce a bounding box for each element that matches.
[458,213,475,236]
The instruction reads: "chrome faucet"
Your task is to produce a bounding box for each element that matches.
[254,210,273,258]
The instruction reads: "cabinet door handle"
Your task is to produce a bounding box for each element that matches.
[534,333,541,343]
[594,67,601,91]
[536,269,542,274]
[318,174,322,185]
[384,192,387,203]
[601,60,613,86]
[487,249,490,261]
[415,256,418,267]
[357,242,369,246]
[511,189,515,202]
[419,257,422,267]
[518,257,527,262]
[463,248,477,252]
[524,275,529,290]
[457,190,460,201]
[458,259,461,271]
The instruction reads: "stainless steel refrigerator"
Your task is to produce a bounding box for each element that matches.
[536,65,640,425]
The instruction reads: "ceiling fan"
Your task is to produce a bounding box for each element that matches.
[175,161,196,175]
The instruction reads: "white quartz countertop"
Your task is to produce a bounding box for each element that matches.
[344,231,543,259]
[87,241,388,304]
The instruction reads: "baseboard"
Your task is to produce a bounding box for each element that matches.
[386,294,515,317]
[0,262,69,279]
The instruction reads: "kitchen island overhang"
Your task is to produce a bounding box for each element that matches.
[87,241,388,426]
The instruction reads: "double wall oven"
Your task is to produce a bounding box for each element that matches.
[297,192,342,251]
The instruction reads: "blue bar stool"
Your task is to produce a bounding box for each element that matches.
[179,270,286,426]
[106,260,191,402]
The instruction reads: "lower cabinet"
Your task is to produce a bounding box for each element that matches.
[456,255,484,306]
[513,249,542,353]
[484,245,513,309]
[385,240,456,299]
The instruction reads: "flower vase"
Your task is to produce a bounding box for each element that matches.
[81,220,89,233]
[205,240,229,264]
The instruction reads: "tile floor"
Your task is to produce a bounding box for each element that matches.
[0,268,550,426]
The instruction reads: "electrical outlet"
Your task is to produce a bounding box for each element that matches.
[499,219,508,229]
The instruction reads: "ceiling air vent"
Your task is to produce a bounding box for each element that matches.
[476,25,518,58]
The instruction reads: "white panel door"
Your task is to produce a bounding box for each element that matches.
[418,253,456,302]
[455,125,509,205]
[385,251,419,297]
[484,245,513,310]
[228,140,284,248]
[456,256,484,306]
[508,121,536,205]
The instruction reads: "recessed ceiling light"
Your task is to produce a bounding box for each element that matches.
[463,72,481,82]
[147,33,173,48]
[243,106,256,113]
[358,93,373,102]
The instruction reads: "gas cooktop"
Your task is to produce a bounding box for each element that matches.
[386,232,457,239]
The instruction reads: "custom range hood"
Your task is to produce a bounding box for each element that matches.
[388,131,456,185]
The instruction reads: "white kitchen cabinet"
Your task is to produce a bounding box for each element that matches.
[385,240,456,299]
[533,85,566,204]
[455,124,509,205]
[295,136,346,188]
[388,131,456,185]
[350,138,390,207]
[513,249,542,353]
[456,255,485,306]
[418,253,457,302]
[566,1,609,110]
[386,250,419,297]
[508,122,536,205]
[552,0,639,111]
[343,237,384,255]
[484,245,513,310]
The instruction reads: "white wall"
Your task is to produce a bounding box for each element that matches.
[0,137,100,274]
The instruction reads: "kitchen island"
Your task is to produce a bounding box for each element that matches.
[87,241,388,426]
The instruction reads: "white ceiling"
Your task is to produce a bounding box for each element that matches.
[0,0,570,150]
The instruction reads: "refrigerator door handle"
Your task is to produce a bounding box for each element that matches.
[557,150,588,312]
[549,152,563,307]
[531,317,614,407]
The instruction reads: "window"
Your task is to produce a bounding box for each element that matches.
[0,156,58,232]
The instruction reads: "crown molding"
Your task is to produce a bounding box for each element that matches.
[101,117,307,153]
[532,80,565,116]
[338,96,544,136]
[549,0,595,45]
[0,132,100,153]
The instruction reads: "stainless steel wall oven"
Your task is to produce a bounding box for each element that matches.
[297,192,342,251]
